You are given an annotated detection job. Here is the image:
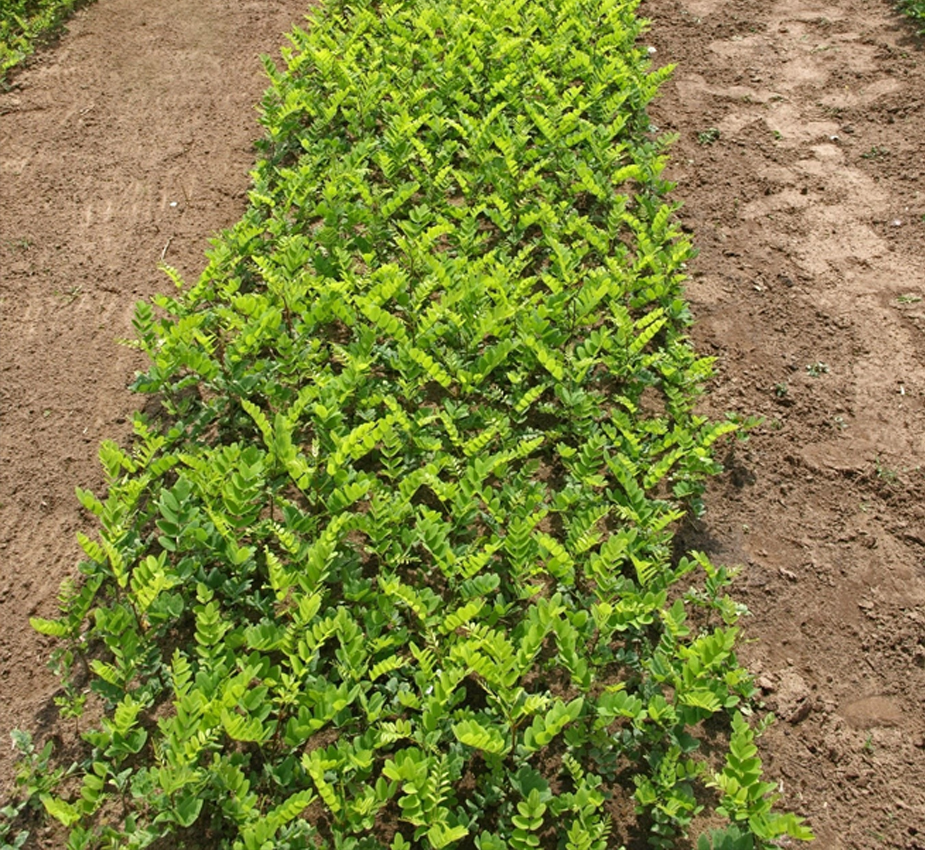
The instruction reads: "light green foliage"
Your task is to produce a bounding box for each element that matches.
[30,0,812,846]
[0,0,90,81]
[708,713,815,844]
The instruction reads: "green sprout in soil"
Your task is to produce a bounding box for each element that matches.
[860,145,889,160]
[697,127,721,145]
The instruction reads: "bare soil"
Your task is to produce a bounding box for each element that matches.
[1,0,923,847]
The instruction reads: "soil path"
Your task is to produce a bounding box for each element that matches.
[0,0,308,789]
[647,0,925,845]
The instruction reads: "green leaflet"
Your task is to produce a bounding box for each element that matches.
[452,718,508,755]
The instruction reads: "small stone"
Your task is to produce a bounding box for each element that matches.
[776,670,812,723]
[789,700,813,724]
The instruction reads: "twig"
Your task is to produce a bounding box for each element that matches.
[160,236,174,262]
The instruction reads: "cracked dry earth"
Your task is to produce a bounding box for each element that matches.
[1,0,924,847]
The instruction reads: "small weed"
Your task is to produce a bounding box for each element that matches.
[734,413,764,432]
[875,456,899,484]
[897,293,922,304]
[0,730,69,850]
[697,823,755,849]
[772,129,782,140]
[773,382,789,398]
[53,689,87,735]
[4,237,31,251]
[54,285,82,305]
[0,807,29,850]
[806,361,829,377]
[697,127,721,145]
[832,415,847,430]
[861,145,889,160]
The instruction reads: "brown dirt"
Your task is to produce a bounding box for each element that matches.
[646,0,925,845]
[0,0,308,790]
[1,0,924,847]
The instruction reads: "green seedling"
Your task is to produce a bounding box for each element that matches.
[875,456,899,484]
[697,127,721,145]
[54,285,82,305]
